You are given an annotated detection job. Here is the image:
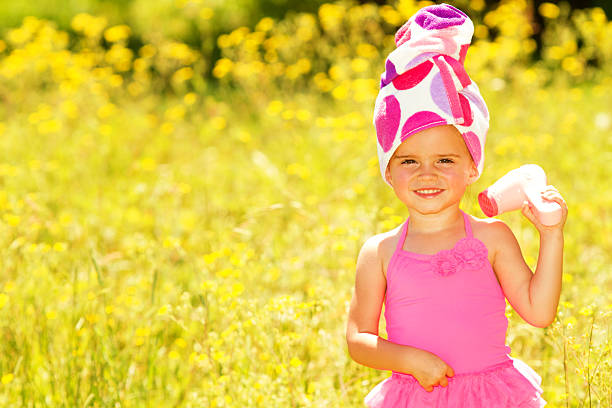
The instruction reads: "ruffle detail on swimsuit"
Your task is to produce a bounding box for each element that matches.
[364,358,547,408]
[429,237,488,277]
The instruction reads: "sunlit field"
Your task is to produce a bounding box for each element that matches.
[0,0,610,406]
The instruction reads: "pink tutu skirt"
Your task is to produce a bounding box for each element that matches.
[364,357,547,408]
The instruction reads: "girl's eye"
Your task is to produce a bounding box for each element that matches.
[439,158,454,163]
[401,159,416,164]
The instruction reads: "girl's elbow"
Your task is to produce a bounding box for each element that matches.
[530,316,555,328]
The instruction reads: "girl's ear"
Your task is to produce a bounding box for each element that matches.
[467,162,479,185]
[385,165,393,186]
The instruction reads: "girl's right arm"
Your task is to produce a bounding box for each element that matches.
[345,235,454,389]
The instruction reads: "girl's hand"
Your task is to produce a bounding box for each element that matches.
[412,351,455,393]
[521,185,568,234]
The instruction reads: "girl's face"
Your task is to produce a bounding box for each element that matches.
[385,125,478,215]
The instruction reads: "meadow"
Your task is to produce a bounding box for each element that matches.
[0,0,610,406]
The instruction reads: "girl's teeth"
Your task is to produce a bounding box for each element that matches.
[417,189,441,194]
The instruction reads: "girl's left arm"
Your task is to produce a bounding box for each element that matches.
[521,185,568,326]
[491,185,568,328]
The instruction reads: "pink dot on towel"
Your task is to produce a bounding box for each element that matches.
[393,61,433,90]
[459,93,473,126]
[375,95,401,152]
[395,21,412,46]
[462,131,481,167]
[400,111,446,142]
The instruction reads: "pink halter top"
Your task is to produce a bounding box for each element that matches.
[385,209,512,375]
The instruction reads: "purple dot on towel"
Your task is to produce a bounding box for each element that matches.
[430,72,452,116]
[462,131,481,167]
[400,111,446,142]
[462,87,489,120]
[375,95,401,152]
[393,61,433,90]
[380,59,398,89]
[415,4,467,30]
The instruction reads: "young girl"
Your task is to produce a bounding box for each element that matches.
[345,4,567,407]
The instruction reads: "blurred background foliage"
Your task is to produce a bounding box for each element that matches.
[0,0,611,407]
[0,0,611,93]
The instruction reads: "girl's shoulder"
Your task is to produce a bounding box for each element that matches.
[465,213,518,258]
[362,225,403,258]
[360,224,404,280]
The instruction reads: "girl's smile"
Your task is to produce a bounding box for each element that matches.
[414,188,445,198]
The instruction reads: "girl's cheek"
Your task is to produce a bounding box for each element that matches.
[438,166,460,176]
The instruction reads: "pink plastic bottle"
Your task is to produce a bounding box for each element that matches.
[478,164,562,226]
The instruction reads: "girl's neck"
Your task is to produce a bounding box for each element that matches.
[407,207,464,234]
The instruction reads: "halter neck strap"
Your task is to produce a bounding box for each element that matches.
[395,209,473,252]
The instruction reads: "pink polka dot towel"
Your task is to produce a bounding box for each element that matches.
[373,3,490,187]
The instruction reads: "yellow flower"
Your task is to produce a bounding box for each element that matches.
[237,130,251,143]
[539,3,560,19]
[172,67,193,83]
[71,13,107,38]
[183,92,197,105]
[231,282,245,297]
[61,100,78,118]
[563,316,577,326]
[318,4,345,31]
[211,116,226,130]
[1,373,13,384]
[53,242,68,252]
[199,7,214,20]
[165,105,186,121]
[470,0,485,11]
[104,25,131,42]
[256,17,274,32]
[356,43,377,59]
[97,103,116,119]
[290,357,302,367]
[266,100,283,116]
[331,83,349,100]
[296,109,311,122]
[135,327,150,337]
[139,44,156,58]
[3,214,21,227]
[139,157,156,171]
[380,6,402,26]
[561,57,583,76]
[0,293,8,309]
[213,58,234,78]
[203,252,220,264]
[351,58,368,73]
[160,122,174,135]
[281,110,294,120]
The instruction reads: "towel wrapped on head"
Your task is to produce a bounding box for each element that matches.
[374,3,490,188]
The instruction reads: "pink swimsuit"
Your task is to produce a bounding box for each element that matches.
[364,210,547,407]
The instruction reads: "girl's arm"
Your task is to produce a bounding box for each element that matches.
[491,186,568,328]
[345,235,432,374]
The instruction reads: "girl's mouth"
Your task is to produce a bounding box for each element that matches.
[414,189,444,198]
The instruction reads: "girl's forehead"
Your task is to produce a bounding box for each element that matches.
[394,128,467,156]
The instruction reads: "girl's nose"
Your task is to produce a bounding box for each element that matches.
[417,163,438,179]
